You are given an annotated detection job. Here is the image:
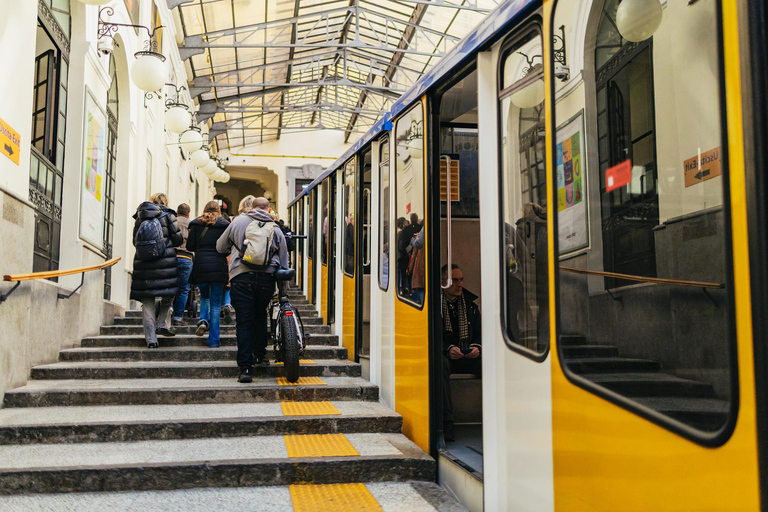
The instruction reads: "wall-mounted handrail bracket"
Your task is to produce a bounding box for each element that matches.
[57,272,85,300]
[0,281,21,303]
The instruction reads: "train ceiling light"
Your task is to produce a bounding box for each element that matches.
[615,0,663,42]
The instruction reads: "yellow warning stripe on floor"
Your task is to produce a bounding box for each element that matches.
[277,376,325,386]
[290,483,383,512]
[285,433,359,458]
[274,359,317,365]
[281,401,341,416]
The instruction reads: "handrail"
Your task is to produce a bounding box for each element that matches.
[1,257,121,302]
[559,266,724,289]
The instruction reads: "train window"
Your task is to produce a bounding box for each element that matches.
[308,189,315,260]
[498,27,549,358]
[394,104,425,307]
[379,136,390,291]
[321,179,329,266]
[342,158,356,277]
[552,0,735,440]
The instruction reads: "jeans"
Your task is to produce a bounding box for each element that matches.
[222,287,231,307]
[442,355,482,424]
[231,272,276,368]
[142,297,173,345]
[173,257,194,321]
[198,282,225,346]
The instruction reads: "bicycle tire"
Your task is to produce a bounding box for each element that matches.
[281,314,301,383]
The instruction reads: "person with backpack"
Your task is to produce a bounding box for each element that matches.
[187,201,230,347]
[217,195,289,383]
[131,193,184,349]
[278,219,296,253]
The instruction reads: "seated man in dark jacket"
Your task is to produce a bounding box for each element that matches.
[441,263,481,442]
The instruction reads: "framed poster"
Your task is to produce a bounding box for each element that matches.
[79,87,107,250]
[556,110,589,254]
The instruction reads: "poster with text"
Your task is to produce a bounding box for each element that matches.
[79,88,107,250]
[556,110,589,253]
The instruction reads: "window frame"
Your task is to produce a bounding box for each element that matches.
[342,157,356,278]
[549,0,739,447]
[393,102,426,310]
[378,134,391,292]
[496,20,550,362]
[321,179,329,267]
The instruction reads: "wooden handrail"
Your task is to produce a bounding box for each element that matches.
[4,257,121,282]
[559,266,724,289]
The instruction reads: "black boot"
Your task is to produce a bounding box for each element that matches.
[238,367,253,383]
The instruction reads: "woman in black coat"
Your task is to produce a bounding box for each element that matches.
[131,193,183,348]
[187,201,230,347]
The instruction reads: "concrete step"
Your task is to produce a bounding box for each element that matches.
[0,401,402,445]
[564,357,661,373]
[81,334,340,348]
[30,360,361,380]
[60,345,348,363]
[0,481,468,511]
[559,335,587,346]
[586,372,716,398]
[560,345,619,358]
[0,433,434,494]
[114,315,325,326]
[2,377,379,407]
[102,324,331,335]
[633,396,729,431]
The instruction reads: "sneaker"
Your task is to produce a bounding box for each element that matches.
[156,328,175,337]
[195,322,208,337]
[207,341,221,348]
[147,342,159,349]
[238,367,253,383]
[223,305,234,324]
[172,318,187,327]
[255,355,270,367]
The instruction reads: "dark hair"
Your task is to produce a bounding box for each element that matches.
[410,213,419,225]
[397,217,407,229]
[441,263,460,277]
[200,201,221,226]
[177,203,190,217]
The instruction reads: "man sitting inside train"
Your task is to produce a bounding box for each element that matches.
[441,263,481,442]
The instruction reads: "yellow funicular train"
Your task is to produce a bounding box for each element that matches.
[288,0,768,509]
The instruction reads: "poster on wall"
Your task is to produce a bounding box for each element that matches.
[79,87,107,250]
[556,110,589,254]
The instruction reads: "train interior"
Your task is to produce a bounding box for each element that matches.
[359,150,373,378]
[437,67,484,476]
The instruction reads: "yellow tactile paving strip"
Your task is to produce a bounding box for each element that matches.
[277,377,326,386]
[290,483,383,512]
[281,401,341,416]
[274,359,318,365]
[284,434,359,458]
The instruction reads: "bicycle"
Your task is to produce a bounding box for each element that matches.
[269,234,308,382]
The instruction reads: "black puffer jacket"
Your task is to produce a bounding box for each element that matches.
[130,202,184,300]
[187,216,230,284]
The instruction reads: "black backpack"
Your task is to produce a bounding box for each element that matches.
[134,214,167,261]
[281,225,296,252]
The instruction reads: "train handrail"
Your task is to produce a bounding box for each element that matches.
[559,266,724,290]
[1,257,121,303]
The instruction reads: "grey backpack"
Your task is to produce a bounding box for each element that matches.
[239,219,276,271]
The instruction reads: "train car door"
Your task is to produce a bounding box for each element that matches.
[307,189,316,305]
[327,175,337,325]
[297,198,304,290]
[356,148,373,376]
[341,158,357,359]
[320,179,330,324]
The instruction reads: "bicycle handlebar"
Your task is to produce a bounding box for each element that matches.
[287,234,307,239]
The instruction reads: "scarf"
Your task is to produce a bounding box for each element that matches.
[442,291,470,347]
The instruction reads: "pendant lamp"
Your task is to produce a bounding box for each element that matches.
[616,0,663,43]
[179,129,203,152]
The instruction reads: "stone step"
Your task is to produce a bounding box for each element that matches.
[0,433,434,494]
[0,481,467,511]
[564,357,661,373]
[115,315,324,326]
[60,345,348,363]
[0,401,401,445]
[633,396,729,431]
[102,324,331,336]
[2,377,379,407]
[561,345,619,358]
[30,360,361,380]
[586,372,716,398]
[81,334,340,348]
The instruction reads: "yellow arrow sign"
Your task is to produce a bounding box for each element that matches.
[0,117,20,165]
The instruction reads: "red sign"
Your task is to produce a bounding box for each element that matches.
[406,202,411,214]
[605,160,632,192]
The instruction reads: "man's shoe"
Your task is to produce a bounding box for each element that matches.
[255,355,270,367]
[238,367,253,383]
[223,305,234,324]
[443,421,456,442]
[195,322,208,337]
[147,342,159,349]
[156,328,175,337]
[172,318,187,327]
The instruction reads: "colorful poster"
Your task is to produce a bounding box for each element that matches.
[79,88,107,250]
[556,111,589,254]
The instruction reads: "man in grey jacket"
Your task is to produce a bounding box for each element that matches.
[217,196,289,383]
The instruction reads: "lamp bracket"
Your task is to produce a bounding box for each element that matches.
[98,7,165,48]
[552,25,567,67]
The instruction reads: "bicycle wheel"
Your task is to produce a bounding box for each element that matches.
[281,314,301,383]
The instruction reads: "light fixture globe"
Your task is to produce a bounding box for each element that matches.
[510,79,545,109]
[615,0,663,43]
[165,105,191,134]
[78,0,111,5]
[202,160,219,177]
[131,52,167,92]
[190,149,210,168]
[408,138,423,160]
[213,169,227,181]
[179,129,203,152]
[220,172,231,184]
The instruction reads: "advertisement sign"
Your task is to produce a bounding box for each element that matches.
[79,87,107,250]
[556,110,589,254]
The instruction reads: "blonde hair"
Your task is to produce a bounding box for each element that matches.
[238,195,257,214]
[150,193,168,206]
[200,201,221,226]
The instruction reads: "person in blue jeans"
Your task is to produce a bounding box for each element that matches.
[172,203,194,326]
[187,201,230,347]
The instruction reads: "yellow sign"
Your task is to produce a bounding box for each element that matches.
[684,147,721,187]
[0,117,20,165]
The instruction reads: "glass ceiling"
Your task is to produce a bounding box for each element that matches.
[177,0,499,150]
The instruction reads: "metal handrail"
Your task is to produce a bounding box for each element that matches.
[1,257,121,303]
[559,266,724,289]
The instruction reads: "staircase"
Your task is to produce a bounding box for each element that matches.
[560,335,729,430]
[0,285,466,511]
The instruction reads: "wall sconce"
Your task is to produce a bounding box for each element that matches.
[180,127,204,152]
[510,52,545,109]
[190,145,211,168]
[552,25,570,81]
[97,7,166,92]
[616,0,663,42]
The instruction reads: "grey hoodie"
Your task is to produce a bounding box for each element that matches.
[216,208,289,281]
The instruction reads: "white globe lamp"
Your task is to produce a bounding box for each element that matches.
[510,78,545,109]
[190,149,210,168]
[213,169,227,182]
[615,0,663,43]
[408,137,423,160]
[220,172,231,184]
[131,52,167,92]
[179,129,203,152]
[165,105,191,134]
[202,160,219,177]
